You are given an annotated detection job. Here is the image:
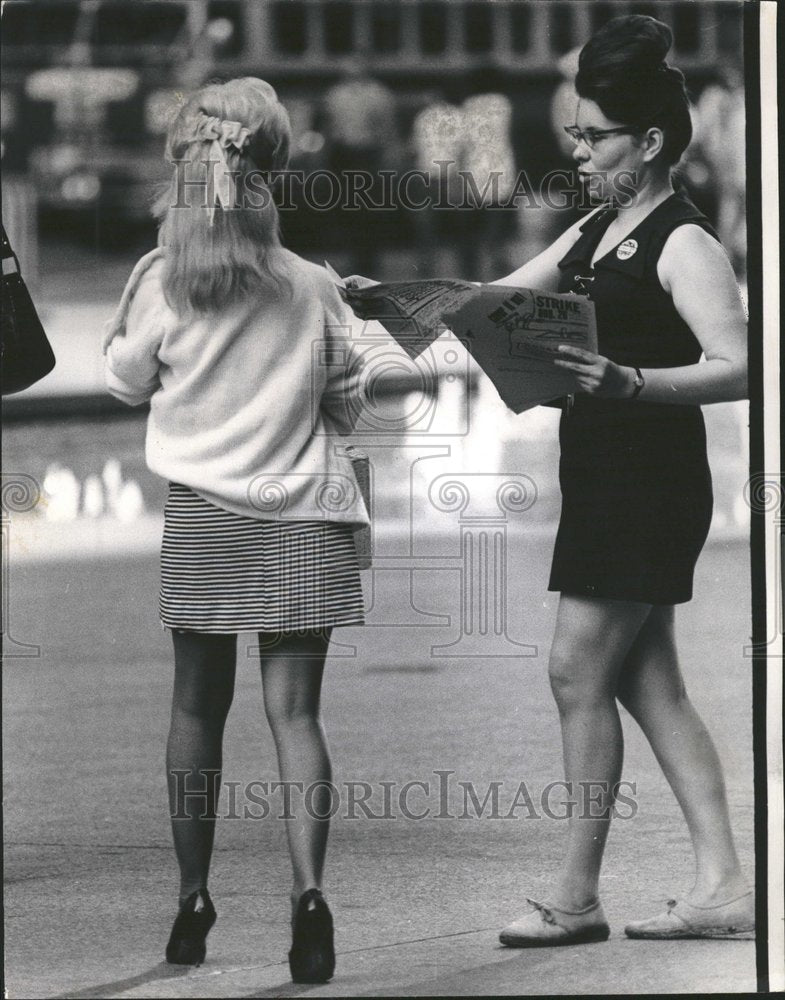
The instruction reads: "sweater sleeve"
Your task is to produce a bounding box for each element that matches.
[319,288,372,437]
[104,269,168,407]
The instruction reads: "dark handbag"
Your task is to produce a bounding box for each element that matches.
[1,222,56,394]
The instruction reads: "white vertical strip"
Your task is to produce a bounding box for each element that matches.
[760,1,784,991]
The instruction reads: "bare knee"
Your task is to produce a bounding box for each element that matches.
[548,648,585,713]
[547,595,652,716]
[548,648,615,715]
[261,639,327,737]
[266,686,316,719]
[264,678,322,734]
[266,705,322,748]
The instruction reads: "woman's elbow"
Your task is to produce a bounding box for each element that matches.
[105,366,157,407]
[721,359,748,402]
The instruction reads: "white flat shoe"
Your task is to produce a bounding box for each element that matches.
[499,898,610,948]
[624,891,755,940]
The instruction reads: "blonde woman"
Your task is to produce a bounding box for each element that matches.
[104,78,369,982]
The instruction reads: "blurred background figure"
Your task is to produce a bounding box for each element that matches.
[410,85,465,275]
[690,61,746,278]
[460,78,517,282]
[322,59,400,274]
[322,60,398,161]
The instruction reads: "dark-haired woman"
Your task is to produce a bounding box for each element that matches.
[494,16,753,945]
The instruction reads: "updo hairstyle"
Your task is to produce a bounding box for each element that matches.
[576,15,692,166]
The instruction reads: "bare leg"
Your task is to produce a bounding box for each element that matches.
[167,631,237,904]
[548,594,651,911]
[260,629,333,915]
[617,605,747,903]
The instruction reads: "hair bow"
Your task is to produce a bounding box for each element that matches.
[194,115,251,224]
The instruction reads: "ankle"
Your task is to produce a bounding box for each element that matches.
[688,872,749,905]
[179,884,209,908]
[549,887,601,912]
[291,885,322,911]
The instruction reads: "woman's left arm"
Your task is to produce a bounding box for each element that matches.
[554,225,748,404]
[104,279,167,407]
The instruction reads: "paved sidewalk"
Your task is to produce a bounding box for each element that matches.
[3,542,757,997]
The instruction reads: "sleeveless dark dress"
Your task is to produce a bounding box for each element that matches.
[548,191,716,605]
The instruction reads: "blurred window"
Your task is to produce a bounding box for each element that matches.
[372,2,402,54]
[464,2,493,54]
[510,3,531,53]
[549,2,574,55]
[207,0,244,57]
[323,1,354,55]
[2,1,80,46]
[26,67,138,103]
[25,68,138,131]
[418,1,447,55]
[272,1,307,55]
[92,2,187,46]
[673,4,700,54]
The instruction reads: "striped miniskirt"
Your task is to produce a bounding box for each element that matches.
[159,482,365,634]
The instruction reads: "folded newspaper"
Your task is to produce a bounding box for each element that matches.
[326,264,597,413]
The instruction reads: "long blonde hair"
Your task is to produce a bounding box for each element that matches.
[154,77,291,315]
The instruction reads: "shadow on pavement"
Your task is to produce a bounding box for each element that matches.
[241,981,329,998]
[51,961,190,999]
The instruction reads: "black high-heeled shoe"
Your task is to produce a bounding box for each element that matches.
[165,888,217,965]
[288,888,335,984]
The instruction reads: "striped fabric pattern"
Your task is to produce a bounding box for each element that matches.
[160,483,365,634]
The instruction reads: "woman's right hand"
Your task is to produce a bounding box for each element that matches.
[344,275,380,290]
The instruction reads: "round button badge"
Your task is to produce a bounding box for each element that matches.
[616,238,638,260]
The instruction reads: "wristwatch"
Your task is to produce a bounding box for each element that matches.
[629,367,645,399]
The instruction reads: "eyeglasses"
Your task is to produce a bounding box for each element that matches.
[563,125,640,149]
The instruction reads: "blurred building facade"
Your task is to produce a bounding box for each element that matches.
[1,1,749,544]
[1,0,745,260]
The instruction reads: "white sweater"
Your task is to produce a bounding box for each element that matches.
[104,248,373,528]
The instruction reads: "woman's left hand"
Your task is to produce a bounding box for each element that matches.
[553,345,632,398]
